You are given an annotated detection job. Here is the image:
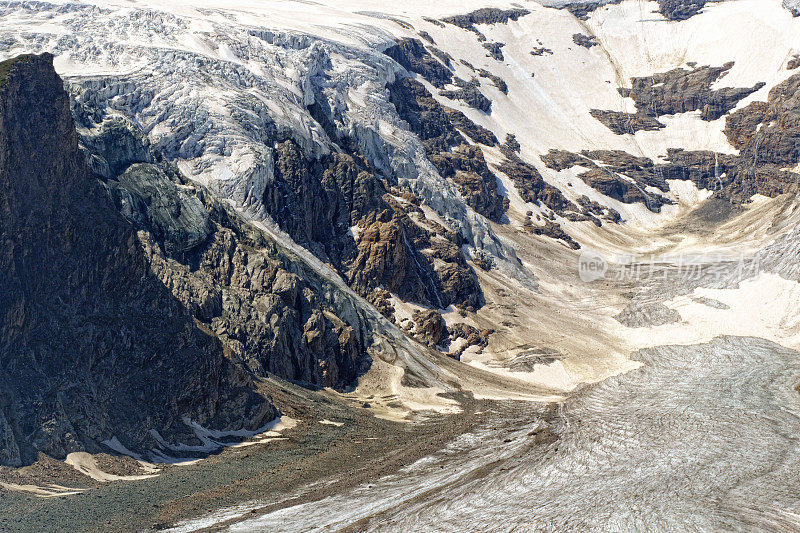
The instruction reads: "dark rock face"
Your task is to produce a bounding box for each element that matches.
[72,82,397,393]
[551,71,800,206]
[657,0,706,20]
[620,63,764,121]
[529,219,582,250]
[265,139,380,267]
[409,309,448,348]
[607,74,800,203]
[572,33,599,49]
[495,140,620,246]
[430,144,508,220]
[140,200,369,390]
[441,8,530,39]
[429,47,454,68]
[261,126,482,312]
[383,38,452,88]
[657,149,737,191]
[0,54,274,466]
[418,31,435,44]
[593,63,765,135]
[581,150,672,193]
[482,42,505,61]
[447,323,489,360]
[719,73,800,201]
[476,69,508,94]
[560,0,706,21]
[562,1,623,20]
[382,39,494,113]
[498,150,572,213]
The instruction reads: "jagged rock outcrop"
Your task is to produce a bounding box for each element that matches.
[620,63,764,121]
[476,68,508,94]
[256,126,483,312]
[499,151,572,213]
[529,220,582,250]
[572,33,599,49]
[0,54,274,466]
[657,149,737,191]
[593,63,765,134]
[559,0,708,20]
[601,73,800,203]
[657,0,706,21]
[77,113,434,384]
[447,323,490,360]
[482,42,505,61]
[589,109,666,135]
[383,38,452,88]
[562,1,622,20]
[409,310,448,348]
[719,73,800,201]
[441,8,530,39]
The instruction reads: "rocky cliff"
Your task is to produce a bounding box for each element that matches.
[0,54,276,467]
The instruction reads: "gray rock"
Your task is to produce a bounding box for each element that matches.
[0,53,275,466]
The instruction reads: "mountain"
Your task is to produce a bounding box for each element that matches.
[1,1,800,529]
[0,52,433,467]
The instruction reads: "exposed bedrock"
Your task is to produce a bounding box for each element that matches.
[620,63,764,121]
[475,68,508,94]
[264,133,484,312]
[383,38,452,88]
[541,149,673,213]
[440,8,530,39]
[589,109,665,135]
[498,149,573,213]
[721,73,800,200]
[1,3,526,311]
[561,1,622,20]
[439,77,493,112]
[481,42,505,61]
[592,63,765,134]
[0,54,275,466]
[552,70,800,205]
[657,0,706,20]
[572,33,598,49]
[559,0,707,21]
